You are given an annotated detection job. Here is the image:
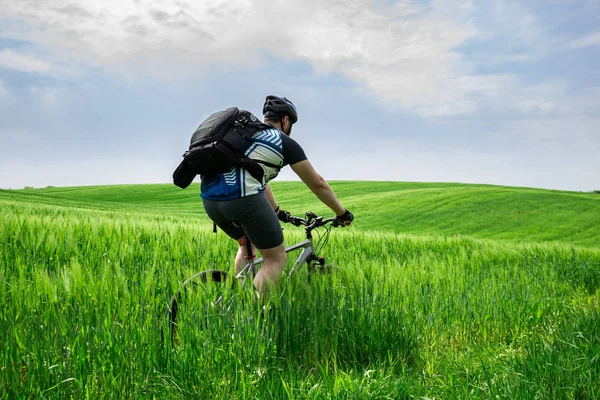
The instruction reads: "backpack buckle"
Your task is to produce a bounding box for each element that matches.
[236,115,249,126]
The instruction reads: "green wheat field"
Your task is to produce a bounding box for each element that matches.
[1,182,599,399]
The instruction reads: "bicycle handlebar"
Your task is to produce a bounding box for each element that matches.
[286,212,337,231]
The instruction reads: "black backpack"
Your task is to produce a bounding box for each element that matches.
[173,107,281,189]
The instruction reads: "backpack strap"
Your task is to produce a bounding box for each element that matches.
[251,158,281,170]
[238,156,282,181]
[228,122,284,180]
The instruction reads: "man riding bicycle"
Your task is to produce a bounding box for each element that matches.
[200,95,353,295]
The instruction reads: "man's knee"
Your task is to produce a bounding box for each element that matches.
[260,244,287,267]
[269,250,287,267]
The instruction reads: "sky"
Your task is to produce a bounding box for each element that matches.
[0,0,599,192]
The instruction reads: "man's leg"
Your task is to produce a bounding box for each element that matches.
[234,237,257,275]
[253,243,287,294]
[207,193,285,294]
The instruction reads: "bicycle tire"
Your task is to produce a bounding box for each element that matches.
[161,269,234,346]
[307,258,339,283]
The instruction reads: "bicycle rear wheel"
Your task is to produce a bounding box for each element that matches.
[162,269,235,346]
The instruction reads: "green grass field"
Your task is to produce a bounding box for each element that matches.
[1,181,599,399]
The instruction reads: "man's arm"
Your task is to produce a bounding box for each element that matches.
[263,184,280,213]
[290,160,346,216]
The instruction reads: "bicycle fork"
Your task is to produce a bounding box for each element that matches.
[306,254,327,283]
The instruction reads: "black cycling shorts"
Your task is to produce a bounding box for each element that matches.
[202,193,284,250]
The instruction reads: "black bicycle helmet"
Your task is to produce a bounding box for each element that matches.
[262,95,298,124]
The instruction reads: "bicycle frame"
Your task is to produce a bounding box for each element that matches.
[234,213,333,286]
[235,237,321,285]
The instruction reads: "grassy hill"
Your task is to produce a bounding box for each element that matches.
[1,181,599,398]
[2,181,599,248]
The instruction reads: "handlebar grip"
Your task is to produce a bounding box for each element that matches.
[288,216,305,227]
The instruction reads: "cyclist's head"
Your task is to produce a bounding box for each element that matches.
[263,95,298,135]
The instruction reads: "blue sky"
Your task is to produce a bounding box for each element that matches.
[0,0,598,191]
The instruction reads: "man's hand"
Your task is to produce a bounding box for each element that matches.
[277,209,292,223]
[333,209,354,227]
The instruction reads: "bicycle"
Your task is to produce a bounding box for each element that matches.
[162,212,341,345]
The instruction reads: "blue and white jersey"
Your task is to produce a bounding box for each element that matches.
[201,128,285,200]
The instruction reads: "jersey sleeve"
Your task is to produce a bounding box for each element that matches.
[281,134,308,166]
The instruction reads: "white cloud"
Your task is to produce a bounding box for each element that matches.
[0,0,484,113]
[0,80,8,99]
[0,0,265,71]
[0,80,11,110]
[0,0,592,119]
[568,32,600,49]
[27,85,72,112]
[0,79,73,114]
[0,49,52,73]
